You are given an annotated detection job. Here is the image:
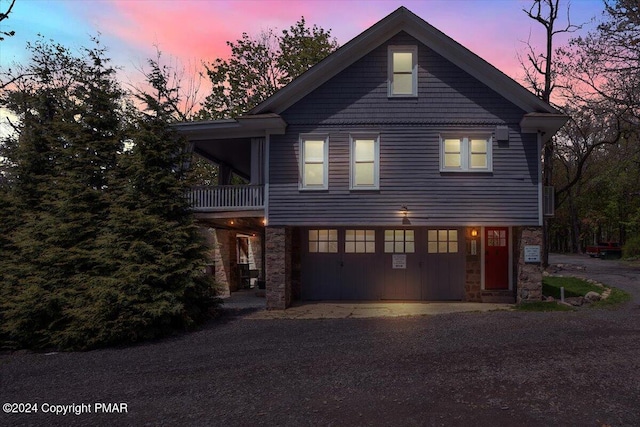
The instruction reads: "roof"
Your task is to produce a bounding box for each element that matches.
[250,6,563,117]
[173,114,286,141]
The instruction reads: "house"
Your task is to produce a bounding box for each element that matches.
[175,6,567,309]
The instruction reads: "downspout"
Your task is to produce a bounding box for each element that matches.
[538,131,544,226]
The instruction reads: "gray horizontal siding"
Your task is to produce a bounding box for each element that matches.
[268,126,539,226]
[282,32,526,126]
[268,32,539,227]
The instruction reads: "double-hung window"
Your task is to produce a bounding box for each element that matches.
[388,46,418,97]
[350,134,379,189]
[440,135,492,172]
[300,134,328,190]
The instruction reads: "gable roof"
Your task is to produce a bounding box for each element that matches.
[250,6,561,117]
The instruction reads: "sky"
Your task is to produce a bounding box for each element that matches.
[0,0,606,95]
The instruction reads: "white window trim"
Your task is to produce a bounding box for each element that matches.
[350,133,380,190]
[439,135,493,172]
[299,134,329,190]
[388,45,418,97]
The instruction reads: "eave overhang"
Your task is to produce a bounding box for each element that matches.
[520,113,569,143]
[173,113,287,141]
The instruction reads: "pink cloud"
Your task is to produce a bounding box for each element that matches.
[68,0,603,97]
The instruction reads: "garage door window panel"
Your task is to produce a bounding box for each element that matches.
[428,229,458,253]
[345,229,376,253]
[385,229,415,253]
[309,229,338,253]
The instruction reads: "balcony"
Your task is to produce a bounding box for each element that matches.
[188,185,264,212]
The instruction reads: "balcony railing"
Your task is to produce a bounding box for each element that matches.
[188,185,264,212]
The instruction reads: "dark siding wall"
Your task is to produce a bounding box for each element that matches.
[269,32,539,226]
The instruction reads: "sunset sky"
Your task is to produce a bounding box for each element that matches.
[1,0,605,90]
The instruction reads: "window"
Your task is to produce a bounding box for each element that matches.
[428,229,458,253]
[300,135,328,189]
[350,135,379,189]
[487,229,506,247]
[308,229,338,253]
[388,46,417,97]
[384,230,415,253]
[345,230,376,253]
[441,136,492,172]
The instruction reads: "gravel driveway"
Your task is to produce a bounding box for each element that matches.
[2,254,639,426]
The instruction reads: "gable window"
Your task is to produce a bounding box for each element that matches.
[350,134,379,189]
[300,134,328,189]
[308,229,338,253]
[388,45,418,97]
[440,135,492,172]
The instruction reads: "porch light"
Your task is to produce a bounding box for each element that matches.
[471,228,478,238]
[229,220,235,226]
[401,205,411,225]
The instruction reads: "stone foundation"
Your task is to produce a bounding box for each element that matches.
[265,226,292,310]
[199,228,239,297]
[517,226,543,303]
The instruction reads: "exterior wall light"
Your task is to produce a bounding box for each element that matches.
[401,205,410,225]
[471,228,478,237]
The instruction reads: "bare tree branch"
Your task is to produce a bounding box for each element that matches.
[0,0,17,41]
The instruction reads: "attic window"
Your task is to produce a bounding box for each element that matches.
[388,45,417,97]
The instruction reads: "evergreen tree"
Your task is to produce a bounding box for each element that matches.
[1,38,217,350]
[0,37,125,349]
[85,58,217,348]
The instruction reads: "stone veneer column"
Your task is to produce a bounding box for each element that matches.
[464,227,482,302]
[517,226,543,303]
[265,227,291,310]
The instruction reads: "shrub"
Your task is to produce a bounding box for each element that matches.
[623,235,640,258]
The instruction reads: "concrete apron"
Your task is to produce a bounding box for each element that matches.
[246,301,514,320]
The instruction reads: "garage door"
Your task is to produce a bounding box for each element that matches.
[423,229,464,300]
[300,227,464,301]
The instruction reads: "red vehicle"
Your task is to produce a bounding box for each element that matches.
[586,242,622,258]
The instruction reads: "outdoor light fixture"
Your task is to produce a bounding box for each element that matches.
[471,228,478,237]
[401,205,411,225]
[229,220,235,226]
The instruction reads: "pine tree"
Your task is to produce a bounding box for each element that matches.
[85,58,218,348]
[1,37,217,351]
[0,37,125,349]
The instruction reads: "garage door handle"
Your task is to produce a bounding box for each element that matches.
[340,261,344,267]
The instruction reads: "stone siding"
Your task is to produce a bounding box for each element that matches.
[266,227,292,309]
[517,226,543,302]
[199,227,238,297]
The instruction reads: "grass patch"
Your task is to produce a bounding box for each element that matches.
[591,287,632,308]
[542,276,603,299]
[516,301,574,312]
[543,275,632,309]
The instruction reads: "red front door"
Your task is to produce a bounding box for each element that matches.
[485,227,509,290]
